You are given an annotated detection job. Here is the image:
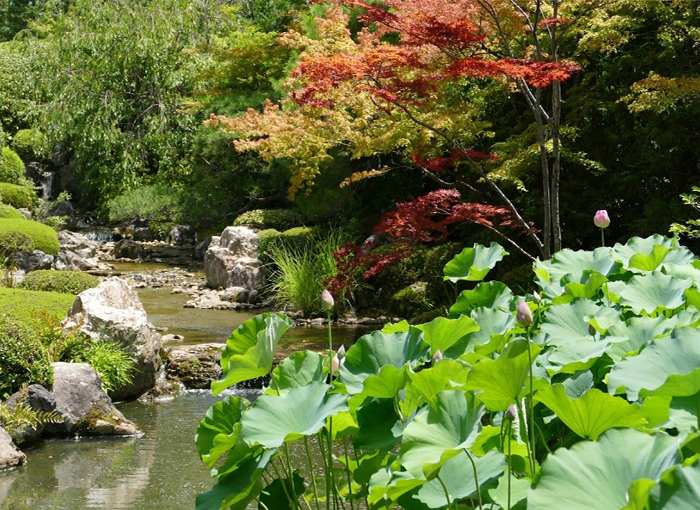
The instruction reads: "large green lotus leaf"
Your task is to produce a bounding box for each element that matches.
[269,350,324,394]
[645,395,700,434]
[338,329,428,395]
[628,244,672,272]
[355,398,404,451]
[241,382,348,448]
[646,463,700,510]
[535,247,620,289]
[561,370,594,398]
[412,450,506,509]
[354,365,408,402]
[535,384,645,440]
[213,313,293,395]
[465,339,542,411]
[544,338,612,374]
[384,320,410,333]
[563,270,609,299]
[195,447,274,510]
[448,282,513,318]
[453,307,515,355]
[541,299,619,346]
[400,390,484,478]
[401,360,469,418]
[196,396,249,468]
[443,242,508,283]
[663,264,700,287]
[608,327,700,400]
[489,474,530,510]
[528,428,681,510]
[612,235,688,268]
[415,316,480,355]
[618,272,692,315]
[604,316,677,362]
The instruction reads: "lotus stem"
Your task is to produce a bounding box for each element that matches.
[285,443,301,510]
[506,421,512,510]
[436,474,453,510]
[304,437,321,510]
[516,399,535,476]
[526,328,536,472]
[317,434,331,510]
[463,449,483,510]
[601,228,605,248]
[272,458,297,510]
[342,436,355,510]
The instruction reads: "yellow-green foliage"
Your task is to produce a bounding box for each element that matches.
[0,287,74,325]
[0,315,54,398]
[233,209,304,231]
[0,203,23,219]
[11,129,49,161]
[20,270,100,295]
[0,182,38,209]
[0,218,60,255]
[0,147,25,184]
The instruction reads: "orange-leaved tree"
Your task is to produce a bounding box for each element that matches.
[209,0,602,259]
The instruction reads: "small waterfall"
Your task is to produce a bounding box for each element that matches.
[80,229,116,244]
[40,170,55,200]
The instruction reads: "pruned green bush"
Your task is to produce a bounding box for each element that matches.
[0,315,53,398]
[0,218,60,255]
[233,209,304,231]
[11,129,49,161]
[20,270,100,295]
[0,203,23,219]
[0,147,25,184]
[0,182,38,209]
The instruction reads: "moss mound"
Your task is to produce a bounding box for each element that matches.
[11,129,49,161]
[233,209,303,231]
[0,203,23,219]
[0,147,25,185]
[0,182,38,209]
[20,270,100,295]
[0,218,60,255]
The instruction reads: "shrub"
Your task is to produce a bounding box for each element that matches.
[0,203,23,219]
[0,147,25,184]
[233,209,304,231]
[0,182,38,209]
[72,341,135,394]
[0,218,60,255]
[11,129,49,161]
[20,270,100,295]
[106,184,181,223]
[0,315,53,398]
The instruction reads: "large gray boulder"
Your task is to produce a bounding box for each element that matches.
[56,230,101,271]
[0,427,26,469]
[5,384,56,446]
[12,250,54,272]
[45,363,139,437]
[169,225,197,246]
[204,227,264,291]
[62,278,162,400]
[165,344,224,389]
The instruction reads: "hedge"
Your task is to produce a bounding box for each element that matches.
[233,209,304,231]
[0,147,25,185]
[20,270,100,295]
[0,182,38,209]
[0,218,60,255]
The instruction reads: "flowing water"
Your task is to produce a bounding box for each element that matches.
[0,262,368,510]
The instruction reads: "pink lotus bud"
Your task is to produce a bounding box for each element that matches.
[516,300,533,327]
[331,354,340,375]
[432,350,443,363]
[594,210,610,229]
[533,290,541,303]
[321,289,335,311]
[505,404,517,422]
[337,344,346,358]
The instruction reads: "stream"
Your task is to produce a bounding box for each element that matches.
[0,262,368,510]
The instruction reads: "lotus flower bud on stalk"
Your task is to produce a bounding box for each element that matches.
[432,349,443,364]
[516,300,533,328]
[533,290,541,303]
[331,354,342,375]
[505,404,517,422]
[321,289,334,311]
[593,210,610,229]
[337,344,346,359]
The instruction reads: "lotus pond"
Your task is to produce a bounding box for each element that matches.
[195,235,700,510]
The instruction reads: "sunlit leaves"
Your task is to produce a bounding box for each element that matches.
[618,272,691,315]
[196,396,249,468]
[443,243,508,283]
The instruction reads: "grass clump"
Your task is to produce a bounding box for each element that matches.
[0,218,60,255]
[233,209,303,231]
[20,270,100,295]
[0,182,38,209]
[0,147,25,184]
[66,340,135,394]
[267,229,346,317]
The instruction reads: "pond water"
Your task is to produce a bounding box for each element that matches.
[0,261,369,510]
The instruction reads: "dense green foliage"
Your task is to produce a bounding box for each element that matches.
[233,209,303,231]
[196,235,700,510]
[64,340,135,394]
[0,218,59,255]
[0,146,24,184]
[20,270,100,295]
[0,182,38,209]
[0,315,53,398]
[11,128,48,161]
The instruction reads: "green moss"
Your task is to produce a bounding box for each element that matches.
[389,281,431,320]
[0,287,75,324]
[0,182,38,209]
[0,203,23,219]
[0,315,53,398]
[233,209,303,230]
[0,147,25,184]
[0,218,60,255]
[20,270,100,295]
[11,129,49,161]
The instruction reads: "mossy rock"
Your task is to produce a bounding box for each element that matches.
[0,182,38,209]
[0,147,25,185]
[372,244,430,297]
[233,209,304,231]
[0,203,23,219]
[389,281,432,319]
[20,270,100,295]
[11,129,49,161]
[0,218,60,255]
